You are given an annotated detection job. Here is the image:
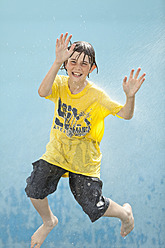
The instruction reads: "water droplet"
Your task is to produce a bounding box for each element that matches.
[87,183,91,186]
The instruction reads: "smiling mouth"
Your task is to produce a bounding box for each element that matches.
[72,72,83,77]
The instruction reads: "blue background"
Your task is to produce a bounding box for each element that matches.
[0,0,165,247]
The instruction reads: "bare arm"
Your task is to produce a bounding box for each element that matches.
[117,68,146,120]
[38,61,62,97]
[38,32,75,97]
[117,96,135,120]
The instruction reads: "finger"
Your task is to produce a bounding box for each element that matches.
[68,44,76,58]
[140,77,145,86]
[69,43,76,53]
[59,33,63,43]
[65,34,72,47]
[63,32,68,43]
[138,73,146,82]
[123,76,127,84]
[129,69,134,81]
[56,38,59,47]
[134,67,141,79]
[136,77,145,92]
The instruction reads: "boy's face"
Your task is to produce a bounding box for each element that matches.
[65,52,92,83]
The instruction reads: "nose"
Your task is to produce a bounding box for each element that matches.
[74,62,82,71]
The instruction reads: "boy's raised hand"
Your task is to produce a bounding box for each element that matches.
[123,68,146,98]
[55,32,75,64]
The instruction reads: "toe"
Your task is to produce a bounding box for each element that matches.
[120,231,127,237]
[35,245,41,248]
[31,239,36,248]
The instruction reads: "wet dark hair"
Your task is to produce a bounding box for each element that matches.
[61,41,98,77]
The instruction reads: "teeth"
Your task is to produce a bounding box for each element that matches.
[73,72,81,76]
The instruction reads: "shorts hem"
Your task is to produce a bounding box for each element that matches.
[89,198,110,223]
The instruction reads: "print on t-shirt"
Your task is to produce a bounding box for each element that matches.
[54,98,91,138]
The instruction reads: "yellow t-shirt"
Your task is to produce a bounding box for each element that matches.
[41,75,123,178]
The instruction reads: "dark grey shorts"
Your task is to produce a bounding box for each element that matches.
[25,159,110,222]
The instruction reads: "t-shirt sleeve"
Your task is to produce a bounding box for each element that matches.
[99,90,123,118]
[45,76,59,102]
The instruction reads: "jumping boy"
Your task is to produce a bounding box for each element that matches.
[25,32,146,248]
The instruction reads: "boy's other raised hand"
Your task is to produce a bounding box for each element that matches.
[55,32,75,65]
[122,68,146,98]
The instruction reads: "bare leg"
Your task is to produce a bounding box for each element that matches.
[103,199,134,237]
[30,197,58,248]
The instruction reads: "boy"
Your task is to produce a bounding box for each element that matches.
[25,32,146,248]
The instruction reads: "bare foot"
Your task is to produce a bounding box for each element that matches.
[31,215,58,248]
[120,203,134,237]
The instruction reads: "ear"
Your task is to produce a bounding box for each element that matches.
[89,64,96,73]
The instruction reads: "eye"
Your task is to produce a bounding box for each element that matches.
[82,62,88,66]
[71,60,76,64]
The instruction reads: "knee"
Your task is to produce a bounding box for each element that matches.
[82,196,110,222]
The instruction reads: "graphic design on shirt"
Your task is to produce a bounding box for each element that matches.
[54,98,91,138]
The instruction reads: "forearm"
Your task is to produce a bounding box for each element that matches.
[38,60,62,97]
[117,96,135,120]
[118,68,145,119]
